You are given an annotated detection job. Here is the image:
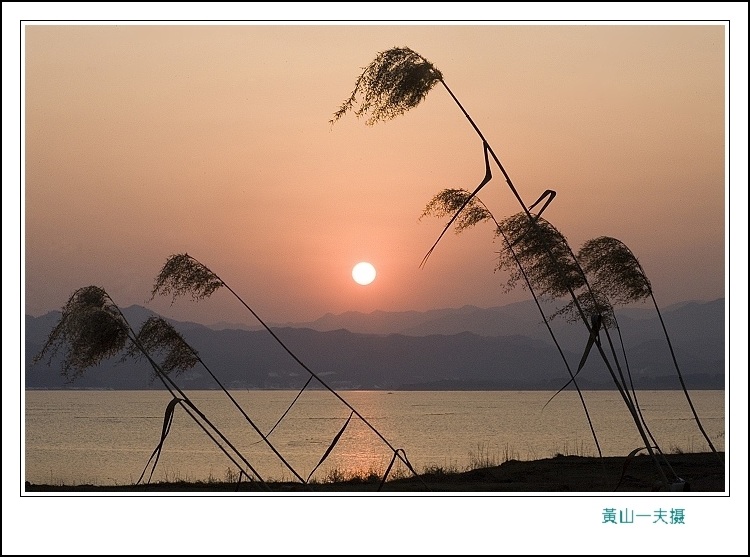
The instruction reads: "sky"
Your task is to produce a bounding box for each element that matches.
[18,19,736,328]
[5,4,749,556]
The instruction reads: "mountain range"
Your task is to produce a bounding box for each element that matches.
[25,298,725,391]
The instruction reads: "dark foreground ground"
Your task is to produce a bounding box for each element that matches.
[25,452,725,493]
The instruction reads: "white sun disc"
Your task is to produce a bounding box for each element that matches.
[352,262,376,285]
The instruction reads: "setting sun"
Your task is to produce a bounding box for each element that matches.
[352,262,376,285]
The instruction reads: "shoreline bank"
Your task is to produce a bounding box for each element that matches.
[25,451,725,493]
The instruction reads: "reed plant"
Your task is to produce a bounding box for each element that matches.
[331,45,708,489]
[151,253,428,489]
[574,237,720,458]
[421,190,603,460]
[128,315,306,483]
[493,212,674,471]
[33,267,430,490]
[33,286,271,488]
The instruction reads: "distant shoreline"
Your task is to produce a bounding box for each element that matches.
[26,299,725,391]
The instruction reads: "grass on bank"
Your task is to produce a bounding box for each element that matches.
[26,440,721,490]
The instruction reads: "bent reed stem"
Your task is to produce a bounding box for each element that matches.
[437,78,670,487]
[219,277,429,489]
[105,299,271,488]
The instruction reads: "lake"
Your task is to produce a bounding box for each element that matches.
[24,389,725,486]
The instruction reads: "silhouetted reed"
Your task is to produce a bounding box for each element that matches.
[421,189,603,460]
[495,216,679,477]
[576,237,720,457]
[151,253,428,489]
[331,46,705,488]
[129,316,307,483]
[34,286,269,488]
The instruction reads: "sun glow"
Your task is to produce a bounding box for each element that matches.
[352,262,376,285]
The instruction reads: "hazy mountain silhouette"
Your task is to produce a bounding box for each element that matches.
[25,298,724,390]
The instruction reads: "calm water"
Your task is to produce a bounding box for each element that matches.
[24,389,725,486]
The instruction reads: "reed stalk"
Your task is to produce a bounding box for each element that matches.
[332,46,674,487]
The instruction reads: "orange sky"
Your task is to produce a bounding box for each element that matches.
[22,22,730,326]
